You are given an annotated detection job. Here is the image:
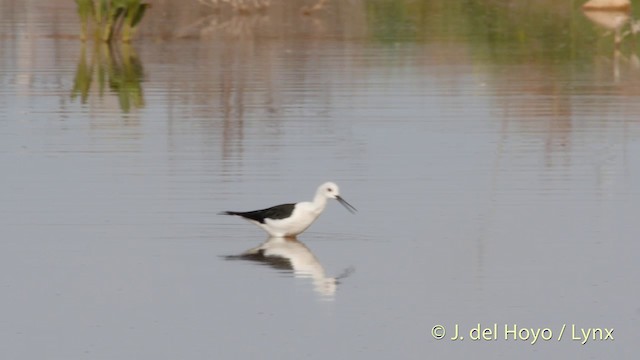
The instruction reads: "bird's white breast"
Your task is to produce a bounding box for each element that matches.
[263,202,322,237]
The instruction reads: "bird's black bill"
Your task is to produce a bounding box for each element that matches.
[336,195,357,214]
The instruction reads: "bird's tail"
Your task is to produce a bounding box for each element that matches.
[218,211,238,216]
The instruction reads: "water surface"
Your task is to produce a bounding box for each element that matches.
[1,0,639,358]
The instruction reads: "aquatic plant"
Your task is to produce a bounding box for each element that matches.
[75,0,150,42]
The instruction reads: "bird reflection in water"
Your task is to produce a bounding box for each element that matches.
[225,237,354,298]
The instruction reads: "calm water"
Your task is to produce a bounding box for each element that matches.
[1,0,639,358]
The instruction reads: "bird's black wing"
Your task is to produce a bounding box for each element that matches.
[220,203,296,224]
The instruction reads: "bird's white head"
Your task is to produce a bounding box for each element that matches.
[318,182,340,199]
[317,182,357,213]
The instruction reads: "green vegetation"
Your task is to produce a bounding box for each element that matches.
[71,43,145,113]
[75,0,149,42]
[363,0,638,64]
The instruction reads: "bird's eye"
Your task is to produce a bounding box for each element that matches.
[327,188,333,192]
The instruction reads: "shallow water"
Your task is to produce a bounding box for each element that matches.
[1,0,639,358]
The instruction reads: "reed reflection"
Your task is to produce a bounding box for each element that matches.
[71,42,145,113]
[226,237,353,299]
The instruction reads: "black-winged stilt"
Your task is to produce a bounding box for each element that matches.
[220,182,356,237]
